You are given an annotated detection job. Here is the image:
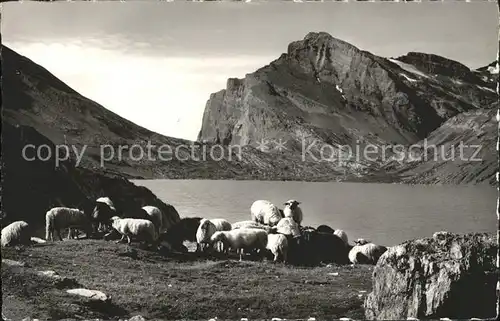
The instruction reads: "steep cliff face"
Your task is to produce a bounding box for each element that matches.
[199,32,496,157]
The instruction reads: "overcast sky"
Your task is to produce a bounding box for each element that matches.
[3,2,498,140]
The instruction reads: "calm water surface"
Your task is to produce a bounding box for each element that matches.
[132,180,497,246]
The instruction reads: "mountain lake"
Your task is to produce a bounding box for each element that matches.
[133,180,497,247]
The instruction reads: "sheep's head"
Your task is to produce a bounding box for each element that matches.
[284,200,301,210]
[354,238,369,246]
[210,231,226,244]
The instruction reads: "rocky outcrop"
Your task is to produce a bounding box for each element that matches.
[0,121,180,232]
[364,232,498,319]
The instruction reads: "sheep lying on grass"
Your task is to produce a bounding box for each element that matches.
[266,232,288,263]
[110,216,158,247]
[250,200,283,226]
[283,200,303,225]
[348,239,387,265]
[1,221,31,247]
[210,228,268,261]
[46,207,92,241]
[334,229,349,246]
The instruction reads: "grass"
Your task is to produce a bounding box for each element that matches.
[2,240,373,320]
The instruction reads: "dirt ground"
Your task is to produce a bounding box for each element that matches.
[2,239,373,320]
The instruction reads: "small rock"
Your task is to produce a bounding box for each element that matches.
[37,270,62,279]
[328,272,339,276]
[308,318,316,321]
[128,316,146,321]
[66,288,109,302]
[2,259,25,267]
[241,318,248,321]
[30,237,46,244]
[359,290,367,293]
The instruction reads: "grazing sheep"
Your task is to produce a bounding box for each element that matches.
[92,197,117,233]
[1,221,31,247]
[142,205,163,236]
[266,233,288,263]
[232,220,272,232]
[110,216,158,246]
[196,218,217,252]
[271,217,301,238]
[210,218,232,232]
[316,225,335,234]
[287,230,349,266]
[348,239,387,265]
[283,200,303,225]
[210,228,268,261]
[159,217,202,251]
[196,218,232,253]
[334,229,349,246]
[46,207,92,241]
[250,200,283,226]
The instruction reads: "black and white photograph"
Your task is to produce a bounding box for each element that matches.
[1,1,499,320]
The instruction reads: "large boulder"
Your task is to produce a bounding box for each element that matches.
[364,232,498,319]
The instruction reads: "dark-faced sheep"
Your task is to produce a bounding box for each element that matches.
[289,230,349,266]
[159,217,202,251]
[283,200,303,225]
[91,197,116,233]
[316,225,335,234]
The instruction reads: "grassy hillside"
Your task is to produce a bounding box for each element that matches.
[2,240,373,320]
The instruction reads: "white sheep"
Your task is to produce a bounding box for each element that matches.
[110,216,158,246]
[250,200,283,226]
[45,207,92,241]
[348,239,388,265]
[196,218,217,252]
[283,200,303,225]
[210,218,232,231]
[196,218,232,252]
[232,220,273,232]
[210,228,268,261]
[272,217,301,238]
[1,221,31,247]
[266,233,288,263]
[333,229,349,246]
[142,205,163,235]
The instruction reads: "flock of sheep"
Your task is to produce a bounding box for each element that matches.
[1,197,388,266]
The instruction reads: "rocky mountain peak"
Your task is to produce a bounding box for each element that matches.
[394,52,480,83]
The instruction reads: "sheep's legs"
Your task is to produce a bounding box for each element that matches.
[126,235,131,245]
[57,230,63,241]
[116,234,126,243]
